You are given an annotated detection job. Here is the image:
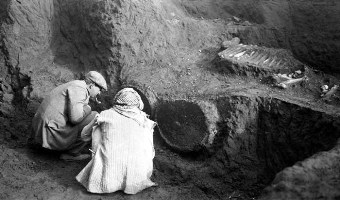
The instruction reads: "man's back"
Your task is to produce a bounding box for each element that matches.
[36,80,88,125]
[31,80,89,149]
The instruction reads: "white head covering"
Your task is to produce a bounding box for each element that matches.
[112,88,148,126]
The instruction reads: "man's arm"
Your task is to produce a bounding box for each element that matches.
[67,86,91,124]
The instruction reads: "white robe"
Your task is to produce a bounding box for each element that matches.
[76,109,156,194]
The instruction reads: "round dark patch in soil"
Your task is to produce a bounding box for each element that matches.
[156,100,208,152]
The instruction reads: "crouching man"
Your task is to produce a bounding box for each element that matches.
[29,71,107,161]
[76,88,157,194]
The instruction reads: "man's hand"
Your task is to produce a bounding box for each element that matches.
[83,105,92,116]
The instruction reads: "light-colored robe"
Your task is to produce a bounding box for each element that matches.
[76,109,156,194]
[31,80,90,150]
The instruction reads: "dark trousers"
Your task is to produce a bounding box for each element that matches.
[28,111,98,156]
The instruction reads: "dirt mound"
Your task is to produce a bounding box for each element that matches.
[260,143,340,200]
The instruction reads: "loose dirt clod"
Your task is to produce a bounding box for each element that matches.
[322,85,339,100]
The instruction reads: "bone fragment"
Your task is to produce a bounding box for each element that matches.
[276,76,308,89]
[321,85,329,93]
[277,73,293,81]
[321,85,338,100]
[234,51,246,58]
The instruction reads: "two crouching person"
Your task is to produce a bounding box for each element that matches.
[29,73,157,194]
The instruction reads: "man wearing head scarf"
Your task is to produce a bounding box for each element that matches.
[29,71,107,161]
[76,88,157,194]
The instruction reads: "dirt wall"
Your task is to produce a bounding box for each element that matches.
[1,0,339,106]
[176,0,340,73]
[260,142,340,200]
[208,95,340,193]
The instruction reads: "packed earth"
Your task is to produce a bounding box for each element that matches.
[1,0,340,199]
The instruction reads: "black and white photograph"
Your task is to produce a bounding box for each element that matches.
[0,0,339,199]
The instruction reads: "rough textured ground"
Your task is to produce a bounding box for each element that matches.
[1,0,340,199]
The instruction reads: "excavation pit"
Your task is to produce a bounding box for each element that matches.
[154,95,340,197]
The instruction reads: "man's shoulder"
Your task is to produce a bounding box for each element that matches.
[63,80,87,90]
[68,80,86,87]
[53,80,87,96]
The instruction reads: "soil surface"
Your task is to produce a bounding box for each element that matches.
[1,0,340,200]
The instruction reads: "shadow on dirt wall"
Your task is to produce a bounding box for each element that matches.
[197,95,340,191]
[50,0,114,81]
[49,0,125,112]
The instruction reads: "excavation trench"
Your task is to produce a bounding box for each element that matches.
[152,94,340,194]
